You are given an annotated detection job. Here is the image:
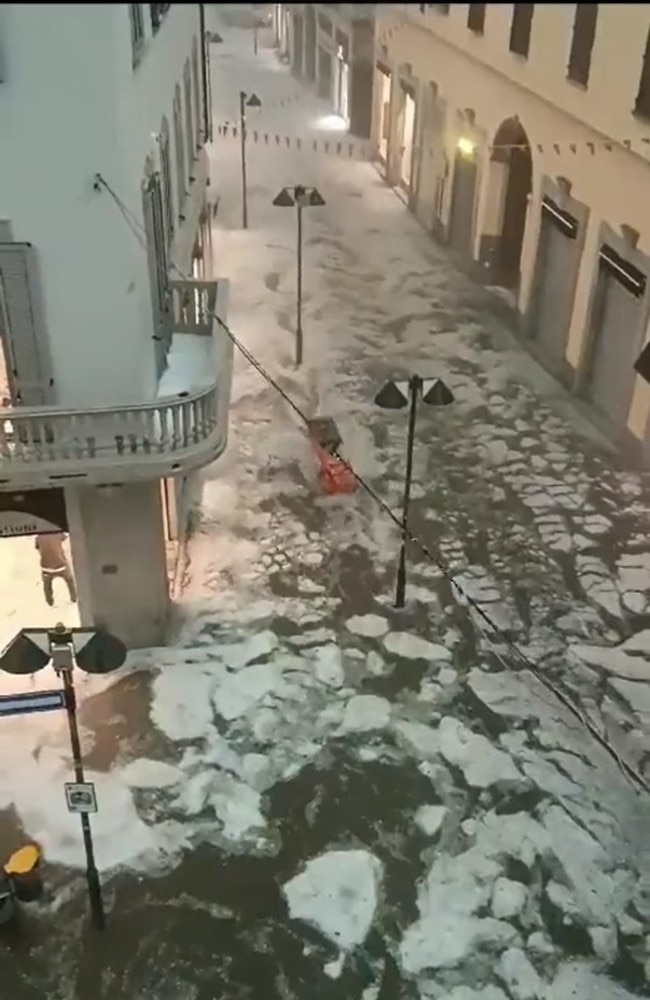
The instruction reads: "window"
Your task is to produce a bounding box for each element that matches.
[173,85,186,217]
[635,25,650,119]
[142,165,171,377]
[567,5,598,86]
[129,4,145,64]
[149,3,170,35]
[183,62,194,170]
[192,38,202,146]
[159,117,174,245]
[467,4,486,34]
[509,4,534,58]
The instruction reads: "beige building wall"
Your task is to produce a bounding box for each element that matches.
[373,4,650,456]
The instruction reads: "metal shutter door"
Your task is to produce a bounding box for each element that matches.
[589,273,641,427]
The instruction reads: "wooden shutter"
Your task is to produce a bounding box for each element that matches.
[142,174,171,377]
[192,38,202,146]
[173,85,186,217]
[509,5,534,58]
[567,5,598,86]
[159,117,174,245]
[183,61,194,171]
[0,244,52,404]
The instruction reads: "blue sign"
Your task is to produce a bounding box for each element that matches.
[0,689,65,718]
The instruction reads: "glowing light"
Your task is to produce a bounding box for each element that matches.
[457,137,477,158]
[315,114,348,133]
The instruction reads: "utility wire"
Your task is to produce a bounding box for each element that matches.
[95,173,649,794]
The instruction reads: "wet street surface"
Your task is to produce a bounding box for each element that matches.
[0,10,648,999]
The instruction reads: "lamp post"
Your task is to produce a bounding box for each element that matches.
[374,376,454,609]
[272,185,326,366]
[0,623,127,930]
[239,90,261,229]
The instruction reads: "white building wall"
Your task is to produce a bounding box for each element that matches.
[0,4,204,410]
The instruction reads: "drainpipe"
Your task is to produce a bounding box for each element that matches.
[199,4,212,142]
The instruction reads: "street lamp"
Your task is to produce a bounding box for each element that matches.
[272,184,326,367]
[0,623,127,930]
[375,375,454,609]
[239,90,262,229]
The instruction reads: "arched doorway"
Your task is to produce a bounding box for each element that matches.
[305,6,316,82]
[488,117,532,289]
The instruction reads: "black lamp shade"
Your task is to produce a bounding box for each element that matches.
[75,630,127,675]
[247,93,262,108]
[273,188,295,207]
[308,188,326,207]
[375,380,408,410]
[0,632,50,675]
[422,378,454,406]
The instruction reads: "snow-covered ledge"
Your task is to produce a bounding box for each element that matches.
[0,280,232,491]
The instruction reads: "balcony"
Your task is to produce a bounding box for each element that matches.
[0,280,233,492]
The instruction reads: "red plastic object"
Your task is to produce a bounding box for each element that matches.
[306,416,357,496]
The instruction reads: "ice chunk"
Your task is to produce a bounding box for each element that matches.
[151,666,220,741]
[546,960,642,999]
[383,632,451,661]
[214,662,284,720]
[414,804,446,837]
[438,717,521,787]
[496,947,541,1000]
[120,758,183,789]
[570,643,650,681]
[491,877,527,919]
[400,911,517,972]
[314,644,345,687]
[283,849,382,951]
[346,614,389,638]
[341,695,391,732]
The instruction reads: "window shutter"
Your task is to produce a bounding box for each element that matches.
[635,27,650,118]
[567,4,598,86]
[509,4,534,58]
[159,117,174,245]
[192,39,202,146]
[183,62,194,171]
[173,85,186,217]
[0,244,51,405]
[142,174,171,377]
[467,4,486,34]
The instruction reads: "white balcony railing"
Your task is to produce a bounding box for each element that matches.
[0,280,232,490]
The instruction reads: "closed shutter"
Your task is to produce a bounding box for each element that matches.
[183,61,194,171]
[0,244,51,404]
[159,117,174,246]
[192,39,202,145]
[173,85,186,217]
[142,174,171,377]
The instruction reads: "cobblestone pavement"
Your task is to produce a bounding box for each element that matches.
[0,12,647,1000]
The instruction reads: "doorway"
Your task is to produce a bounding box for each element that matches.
[489,117,533,289]
[292,12,303,77]
[399,87,416,191]
[585,247,647,430]
[448,148,478,256]
[305,6,316,81]
[334,47,350,121]
[376,67,391,164]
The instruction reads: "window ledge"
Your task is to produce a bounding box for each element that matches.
[566,75,588,92]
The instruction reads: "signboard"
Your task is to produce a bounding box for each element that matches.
[0,689,65,718]
[64,782,98,815]
[0,488,67,538]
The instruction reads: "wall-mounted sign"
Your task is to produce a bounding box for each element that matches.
[64,782,98,815]
[0,488,67,537]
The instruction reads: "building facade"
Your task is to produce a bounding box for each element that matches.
[276,3,376,138]
[373,3,650,461]
[0,3,232,647]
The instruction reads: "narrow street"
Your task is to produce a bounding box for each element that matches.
[0,11,648,999]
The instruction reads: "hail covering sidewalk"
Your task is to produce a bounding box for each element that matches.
[0,8,647,999]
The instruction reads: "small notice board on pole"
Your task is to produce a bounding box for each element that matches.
[64,782,98,815]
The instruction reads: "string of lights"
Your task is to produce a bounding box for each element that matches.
[94,173,649,794]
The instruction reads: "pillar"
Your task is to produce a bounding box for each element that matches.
[476,156,510,279]
[66,480,170,649]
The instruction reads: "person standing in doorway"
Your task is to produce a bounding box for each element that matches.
[35,533,77,606]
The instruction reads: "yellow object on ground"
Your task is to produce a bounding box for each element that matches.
[4,843,40,876]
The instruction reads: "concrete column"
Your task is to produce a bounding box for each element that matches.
[477,158,510,277]
[66,480,169,649]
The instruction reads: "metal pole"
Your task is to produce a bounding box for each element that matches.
[62,671,105,930]
[240,91,248,229]
[395,374,420,609]
[199,4,211,143]
[296,202,303,367]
